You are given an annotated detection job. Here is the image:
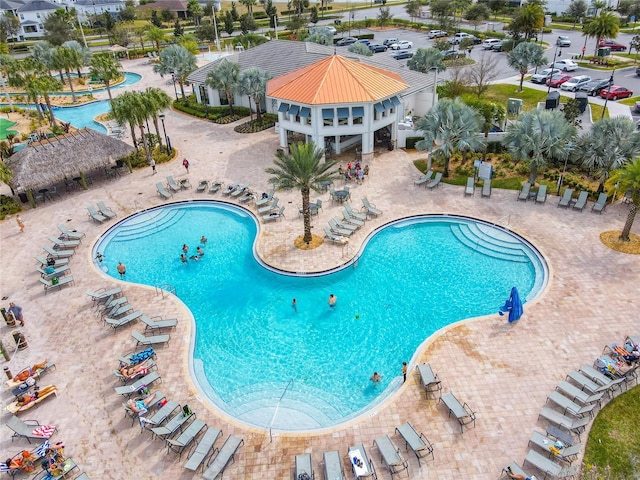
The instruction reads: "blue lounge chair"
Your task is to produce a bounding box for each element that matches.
[557,188,574,208]
[517,182,531,201]
[591,192,607,214]
[572,191,588,211]
[464,177,475,196]
[156,182,172,199]
[536,184,548,204]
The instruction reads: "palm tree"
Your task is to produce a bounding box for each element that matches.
[574,117,640,193]
[32,41,63,84]
[110,93,140,150]
[153,44,196,100]
[265,142,339,244]
[0,54,15,110]
[503,109,576,185]
[51,46,83,102]
[89,53,122,100]
[606,158,640,241]
[407,48,446,107]
[62,40,91,78]
[35,73,62,127]
[414,98,484,176]
[205,59,240,116]
[145,26,166,54]
[238,67,271,122]
[507,42,547,91]
[7,58,44,119]
[583,11,619,57]
[143,87,172,151]
[239,0,256,15]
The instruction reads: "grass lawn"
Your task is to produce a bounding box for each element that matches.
[0,118,18,140]
[619,96,639,107]
[481,84,548,111]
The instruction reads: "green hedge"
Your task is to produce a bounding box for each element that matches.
[173,96,250,120]
[406,137,423,149]
[0,194,21,220]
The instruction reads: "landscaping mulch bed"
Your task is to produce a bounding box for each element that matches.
[234,119,277,134]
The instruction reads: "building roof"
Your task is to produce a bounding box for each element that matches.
[267,54,407,105]
[17,0,58,12]
[137,0,187,12]
[0,0,24,11]
[75,0,123,6]
[187,40,433,99]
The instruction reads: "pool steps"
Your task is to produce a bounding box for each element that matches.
[450,223,530,263]
[110,208,186,242]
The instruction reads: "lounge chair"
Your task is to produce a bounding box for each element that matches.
[141,315,177,332]
[517,182,531,201]
[203,435,244,480]
[332,216,358,232]
[141,400,179,431]
[342,211,364,228]
[591,192,607,214]
[557,188,574,208]
[180,178,192,189]
[528,430,581,464]
[132,330,170,347]
[501,462,532,480]
[57,224,85,240]
[546,391,596,417]
[373,435,408,478]
[546,425,577,448]
[74,473,90,480]
[114,371,161,397]
[361,197,382,217]
[345,203,367,221]
[48,237,80,249]
[36,256,68,268]
[222,182,239,196]
[414,170,433,186]
[114,359,156,384]
[197,180,209,192]
[524,449,578,479]
[538,407,590,437]
[6,416,57,443]
[262,206,285,222]
[184,427,222,472]
[426,172,442,189]
[150,408,194,440]
[255,188,275,207]
[572,191,588,211]
[464,177,475,196]
[300,199,322,216]
[5,385,58,414]
[31,458,77,480]
[416,363,442,397]
[87,205,108,223]
[40,276,75,294]
[395,422,434,466]
[566,371,610,395]
[328,219,354,237]
[556,381,604,407]
[439,392,476,433]
[117,347,156,367]
[37,265,70,281]
[97,201,117,219]
[536,184,548,204]
[231,183,250,197]
[156,182,172,199]
[43,245,74,259]
[105,310,142,331]
[347,444,377,479]
[166,176,181,192]
[167,418,207,458]
[323,450,345,480]
[257,197,279,214]
[295,453,314,480]
[5,362,56,390]
[209,182,223,194]
[579,364,625,394]
[238,191,255,203]
[86,287,122,304]
[481,178,492,198]
[324,226,349,245]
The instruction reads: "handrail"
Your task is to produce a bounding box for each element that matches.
[474,215,511,251]
[155,283,176,298]
[268,378,293,443]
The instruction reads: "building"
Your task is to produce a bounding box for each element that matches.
[15,0,58,40]
[73,0,125,24]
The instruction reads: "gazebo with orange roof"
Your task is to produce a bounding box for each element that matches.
[267,54,408,161]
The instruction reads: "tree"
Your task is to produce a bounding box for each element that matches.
[583,11,620,57]
[459,37,475,54]
[62,40,91,77]
[377,7,393,27]
[306,28,333,46]
[187,0,204,25]
[465,51,500,97]
[146,26,167,54]
[238,67,271,121]
[161,9,175,23]
[479,0,506,19]
[231,2,240,21]
[464,98,505,140]
[205,59,240,115]
[631,35,640,63]
[154,45,196,99]
[150,10,163,28]
[606,158,640,241]
[407,48,446,107]
[503,109,576,185]
[110,92,141,150]
[143,87,172,151]
[510,3,544,41]
[35,73,62,127]
[465,3,491,29]
[415,98,484,176]
[102,11,116,31]
[0,13,20,45]
[309,6,319,24]
[7,58,44,119]
[262,0,278,27]
[507,42,547,91]
[405,0,421,22]
[0,54,15,109]
[265,142,339,244]
[224,11,235,35]
[239,0,257,15]
[348,43,373,56]
[566,0,588,28]
[591,0,607,15]
[196,23,218,42]
[575,117,640,193]
[119,0,137,22]
[430,0,455,31]
[43,9,76,46]
[90,53,122,100]
[240,14,258,33]
[173,19,184,37]
[51,46,83,102]
[110,24,131,47]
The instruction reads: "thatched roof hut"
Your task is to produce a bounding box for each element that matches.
[5,129,135,191]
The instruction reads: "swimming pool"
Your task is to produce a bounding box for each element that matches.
[95,202,547,431]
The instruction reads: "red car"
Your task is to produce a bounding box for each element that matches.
[546,74,572,88]
[599,85,633,100]
[598,39,627,51]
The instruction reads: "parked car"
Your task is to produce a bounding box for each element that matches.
[324,26,337,35]
[426,30,448,39]
[491,40,508,52]
[636,65,640,76]
[355,39,371,46]
[368,43,387,53]
[383,38,399,46]
[556,36,571,47]
[336,37,357,46]
[450,32,481,44]
[390,40,413,50]
[553,59,578,71]
[546,74,573,88]
[530,68,560,84]
[482,39,501,50]
[389,50,414,60]
[578,78,611,96]
[598,39,627,51]
[560,75,592,91]
[600,85,633,100]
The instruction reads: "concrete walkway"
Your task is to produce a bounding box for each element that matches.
[0,57,638,479]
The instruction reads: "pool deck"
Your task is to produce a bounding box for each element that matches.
[0,57,638,479]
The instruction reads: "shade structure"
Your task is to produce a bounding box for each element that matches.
[499,287,524,323]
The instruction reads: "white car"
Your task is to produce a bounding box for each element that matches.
[482,39,501,50]
[553,59,578,72]
[530,68,560,84]
[324,26,337,35]
[559,75,592,91]
[390,40,413,50]
[426,30,447,39]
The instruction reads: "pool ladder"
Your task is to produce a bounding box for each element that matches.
[155,283,177,298]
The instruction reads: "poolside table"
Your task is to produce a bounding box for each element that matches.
[334,190,350,203]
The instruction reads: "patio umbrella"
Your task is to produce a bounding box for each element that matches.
[499,286,524,323]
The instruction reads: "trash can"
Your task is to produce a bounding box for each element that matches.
[574,92,588,113]
[4,366,12,380]
[2,307,15,327]
[546,91,560,110]
[12,331,27,350]
[18,192,28,203]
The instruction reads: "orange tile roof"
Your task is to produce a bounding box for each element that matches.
[267,55,408,104]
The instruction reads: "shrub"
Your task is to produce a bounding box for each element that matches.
[486,141,506,154]
[0,194,21,220]
[405,137,423,149]
[234,113,277,133]
[173,95,250,120]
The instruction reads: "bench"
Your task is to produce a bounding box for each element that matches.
[439,392,476,433]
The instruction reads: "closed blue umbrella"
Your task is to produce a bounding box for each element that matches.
[499,287,524,323]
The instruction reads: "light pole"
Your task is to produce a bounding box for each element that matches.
[601,69,615,120]
[212,5,220,52]
[547,44,561,94]
[556,142,573,195]
[159,114,169,154]
[77,12,88,49]
[171,73,179,101]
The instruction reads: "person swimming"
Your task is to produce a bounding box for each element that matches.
[197,246,204,256]
[180,254,188,263]
[328,294,337,308]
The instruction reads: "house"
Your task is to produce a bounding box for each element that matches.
[137,0,189,19]
[16,0,58,40]
[72,0,125,24]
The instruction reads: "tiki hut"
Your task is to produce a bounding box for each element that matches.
[5,129,135,193]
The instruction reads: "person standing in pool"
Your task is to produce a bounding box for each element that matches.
[402,362,408,383]
[182,244,189,254]
[328,294,337,308]
[200,235,207,245]
[196,246,204,256]
[180,254,188,263]
[371,372,382,383]
[117,262,126,278]
[292,298,297,312]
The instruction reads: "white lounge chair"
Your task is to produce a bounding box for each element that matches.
[40,276,75,294]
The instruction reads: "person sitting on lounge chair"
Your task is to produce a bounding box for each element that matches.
[505,466,531,480]
[12,360,48,382]
[4,450,36,472]
[119,360,151,379]
[126,392,157,415]
[16,385,56,407]
[42,443,66,475]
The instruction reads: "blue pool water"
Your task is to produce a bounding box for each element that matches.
[95,202,546,430]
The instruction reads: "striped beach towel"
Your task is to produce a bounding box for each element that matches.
[33,425,56,438]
